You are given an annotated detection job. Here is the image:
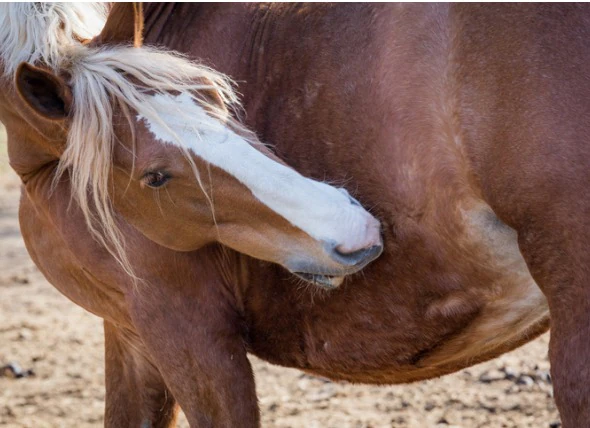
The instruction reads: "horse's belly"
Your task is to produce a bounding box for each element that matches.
[302,201,550,384]
[404,202,549,379]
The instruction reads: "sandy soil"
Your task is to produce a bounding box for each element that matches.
[0,133,561,427]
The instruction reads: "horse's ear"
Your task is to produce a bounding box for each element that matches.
[15,63,72,121]
[93,2,144,47]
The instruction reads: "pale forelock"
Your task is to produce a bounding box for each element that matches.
[0,2,107,76]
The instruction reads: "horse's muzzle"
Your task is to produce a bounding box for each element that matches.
[289,238,383,289]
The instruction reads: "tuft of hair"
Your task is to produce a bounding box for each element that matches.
[55,44,250,279]
[0,3,107,76]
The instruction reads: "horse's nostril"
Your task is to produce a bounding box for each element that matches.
[329,243,384,267]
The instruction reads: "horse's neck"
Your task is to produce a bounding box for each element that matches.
[142,4,256,78]
[141,4,284,124]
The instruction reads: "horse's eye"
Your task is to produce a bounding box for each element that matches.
[143,171,170,188]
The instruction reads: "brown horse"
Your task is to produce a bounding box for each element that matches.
[2,2,590,427]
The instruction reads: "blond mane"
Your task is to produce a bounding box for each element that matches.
[0,3,107,75]
[0,3,248,278]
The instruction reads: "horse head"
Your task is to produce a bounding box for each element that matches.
[3,3,382,289]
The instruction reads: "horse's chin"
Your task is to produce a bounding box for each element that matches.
[292,272,345,289]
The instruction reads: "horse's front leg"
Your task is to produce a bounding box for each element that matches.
[104,321,179,428]
[126,275,259,428]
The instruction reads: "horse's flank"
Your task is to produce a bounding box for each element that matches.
[140,2,550,373]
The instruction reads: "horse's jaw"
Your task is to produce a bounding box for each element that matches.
[292,272,345,290]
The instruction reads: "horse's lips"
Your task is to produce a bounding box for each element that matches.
[293,272,344,289]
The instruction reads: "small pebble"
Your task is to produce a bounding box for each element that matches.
[0,362,35,379]
[517,375,535,387]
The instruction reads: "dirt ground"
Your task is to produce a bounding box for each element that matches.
[0,128,561,427]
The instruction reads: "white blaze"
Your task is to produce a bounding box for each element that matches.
[137,92,378,251]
